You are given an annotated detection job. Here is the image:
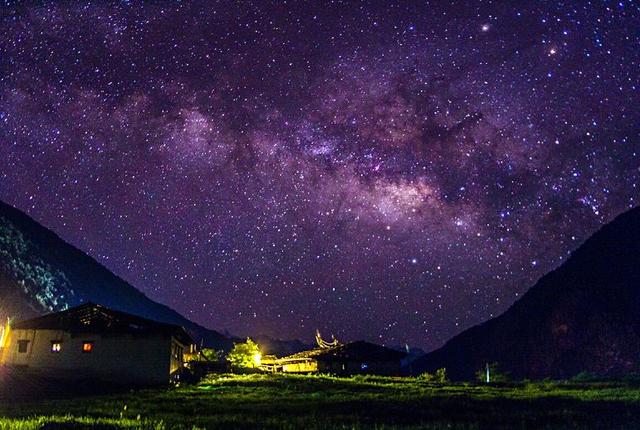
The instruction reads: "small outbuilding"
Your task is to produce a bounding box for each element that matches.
[272,338,406,375]
[0,303,193,385]
[313,341,406,375]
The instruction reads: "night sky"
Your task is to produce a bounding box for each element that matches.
[0,1,638,350]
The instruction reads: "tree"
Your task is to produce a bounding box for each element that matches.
[199,348,221,362]
[227,338,261,370]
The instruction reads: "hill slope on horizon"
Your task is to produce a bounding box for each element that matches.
[415,205,640,380]
[0,199,233,350]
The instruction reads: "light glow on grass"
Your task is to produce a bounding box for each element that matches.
[3,374,640,429]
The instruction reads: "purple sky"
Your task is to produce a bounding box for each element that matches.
[0,1,638,349]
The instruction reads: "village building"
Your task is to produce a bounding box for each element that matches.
[0,303,193,385]
[263,331,406,375]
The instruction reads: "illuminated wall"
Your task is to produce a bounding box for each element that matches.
[281,360,318,373]
[2,328,188,385]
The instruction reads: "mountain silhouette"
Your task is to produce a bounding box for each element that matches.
[0,199,232,350]
[415,206,640,380]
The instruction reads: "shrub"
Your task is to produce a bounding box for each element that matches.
[418,368,448,383]
[418,371,434,382]
[435,368,448,383]
[571,371,599,382]
[200,348,221,362]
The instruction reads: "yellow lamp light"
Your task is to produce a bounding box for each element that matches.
[253,352,262,367]
[0,318,10,349]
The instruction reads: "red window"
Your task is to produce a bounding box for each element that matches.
[82,341,94,353]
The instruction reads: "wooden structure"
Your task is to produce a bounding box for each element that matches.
[0,303,193,385]
[265,332,406,375]
[312,341,406,375]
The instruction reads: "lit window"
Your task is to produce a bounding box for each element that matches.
[17,340,29,353]
[51,341,62,353]
[361,363,368,370]
[82,341,94,353]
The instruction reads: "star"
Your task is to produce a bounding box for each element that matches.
[0,1,636,350]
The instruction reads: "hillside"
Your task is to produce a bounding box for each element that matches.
[0,199,233,350]
[415,206,640,380]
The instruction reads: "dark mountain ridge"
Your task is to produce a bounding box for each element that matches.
[415,206,640,380]
[0,199,233,350]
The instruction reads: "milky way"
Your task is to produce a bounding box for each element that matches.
[0,1,638,349]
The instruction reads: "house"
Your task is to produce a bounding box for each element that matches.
[266,332,406,375]
[0,303,193,385]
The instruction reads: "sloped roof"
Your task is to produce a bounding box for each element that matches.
[11,303,192,345]
[277,347,327,361]
[314,341,406,362]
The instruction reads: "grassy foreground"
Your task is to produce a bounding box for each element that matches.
[1,373,640,429]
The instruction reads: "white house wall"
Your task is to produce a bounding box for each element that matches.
[2,329,174,385]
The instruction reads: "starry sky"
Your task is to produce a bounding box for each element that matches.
[0,1,638,350]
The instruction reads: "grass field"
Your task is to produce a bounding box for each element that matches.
[1,373,640,429]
